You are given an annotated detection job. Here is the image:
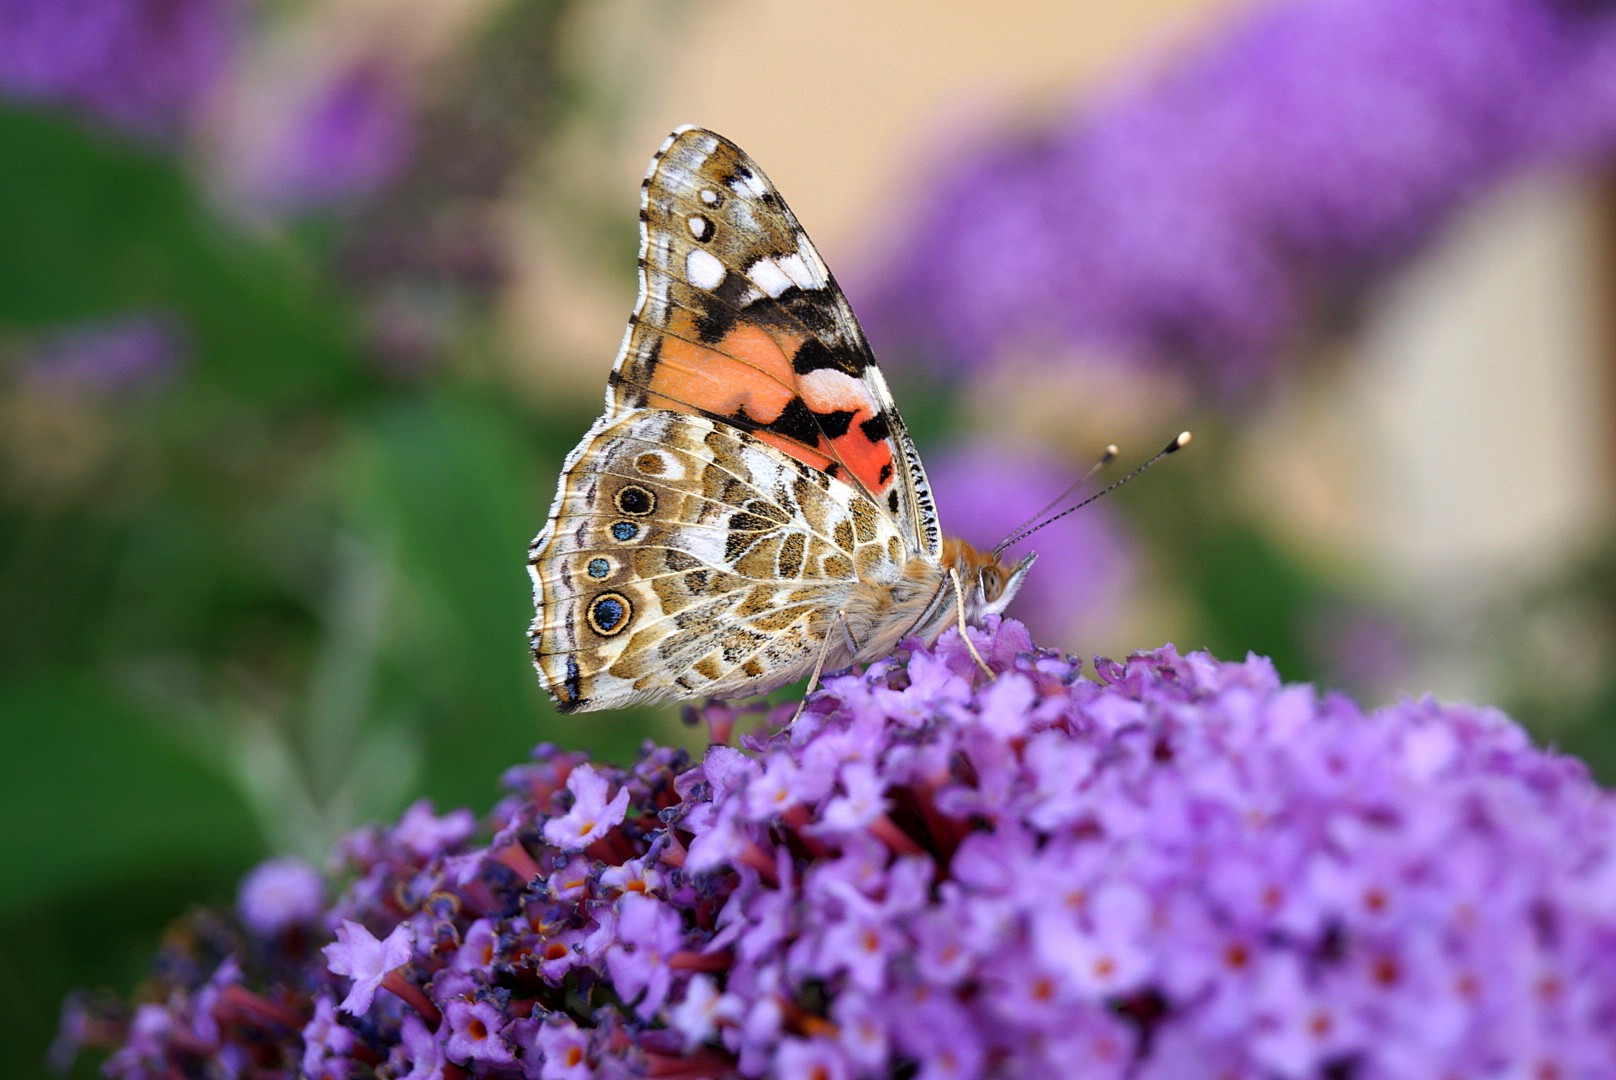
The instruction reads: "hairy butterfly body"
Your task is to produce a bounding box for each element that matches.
[528,126,1034,712]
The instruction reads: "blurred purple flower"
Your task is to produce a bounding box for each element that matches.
[237,855,323,937]
[0,0,235,136]
[232,56,414,212]
[386,1013,445,1079]
[63,620,1616,1077]
[22,312,188,390]
[533,1017,591,1080]
[861,0,1616,397]
[927,442,1135,647]
[299,994,355,1079]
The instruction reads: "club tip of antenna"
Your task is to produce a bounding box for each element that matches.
[1167,430,1192,452]
[1103,444,1120,462]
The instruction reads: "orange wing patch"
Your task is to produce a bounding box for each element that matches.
[797,367,895,495]
[648,319,797,422]
[602,125,936,551]
[644,311,896,498]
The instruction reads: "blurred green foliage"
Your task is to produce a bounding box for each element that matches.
[0,105,673,1077]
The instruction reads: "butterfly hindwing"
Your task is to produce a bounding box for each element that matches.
[610,126,941,558]
[528,410,908,712]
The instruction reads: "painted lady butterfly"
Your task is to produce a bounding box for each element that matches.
[527,126,1036,713]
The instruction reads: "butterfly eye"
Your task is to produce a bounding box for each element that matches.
[979,566,1006,603]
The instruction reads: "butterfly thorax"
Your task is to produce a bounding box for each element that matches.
[835,536,1036,668]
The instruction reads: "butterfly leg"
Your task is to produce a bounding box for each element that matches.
[948,567,995,680]
[838,611,862,655]
[791,622,840,724]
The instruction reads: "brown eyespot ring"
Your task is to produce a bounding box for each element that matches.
[615,485,656,516]
[634,453,666,475]
[588,592,632,637]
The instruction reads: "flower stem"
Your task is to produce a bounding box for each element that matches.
[869,814,925,857]
[382,970,441,1028]
[668,950,732,972]
[494,841,541,881]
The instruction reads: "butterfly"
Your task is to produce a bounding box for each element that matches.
[527,126,1036,713]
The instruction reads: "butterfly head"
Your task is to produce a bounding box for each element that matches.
[945,537,1038,623]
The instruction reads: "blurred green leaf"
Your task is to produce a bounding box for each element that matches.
[0,667,258,1075]
[0,674,230,1078]
[1185,525,1321,682]
[0,668,259,914]
[0,106,360,404]
[347,391,665,810]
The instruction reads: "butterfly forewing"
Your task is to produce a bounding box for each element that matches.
[529,126,948,713]
[611,126,940,557]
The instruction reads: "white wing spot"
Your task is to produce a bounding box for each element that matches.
[746,257,795,299]
[777,253,823,292]
[687,215,710,240]
[800,367,866,411]
[686,248,726,291]
[730,171,768,198]
[699,189,720,205]
[679,526,727,567]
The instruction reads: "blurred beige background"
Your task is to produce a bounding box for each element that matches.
[323,0,1615,702]
[505,0,1246,393]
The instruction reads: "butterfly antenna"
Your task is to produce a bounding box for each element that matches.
[993,444,1120,558]
[993,431,1191,555]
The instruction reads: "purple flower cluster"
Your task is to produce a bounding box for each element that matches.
[861,0,1616,396]
[63,621,1616,1077]
[0,0,236,136]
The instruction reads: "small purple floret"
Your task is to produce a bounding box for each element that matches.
[532,1016,591,1080]
[443,997,516,1067]
[542,764,630,851]
[322,920,414,1016]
